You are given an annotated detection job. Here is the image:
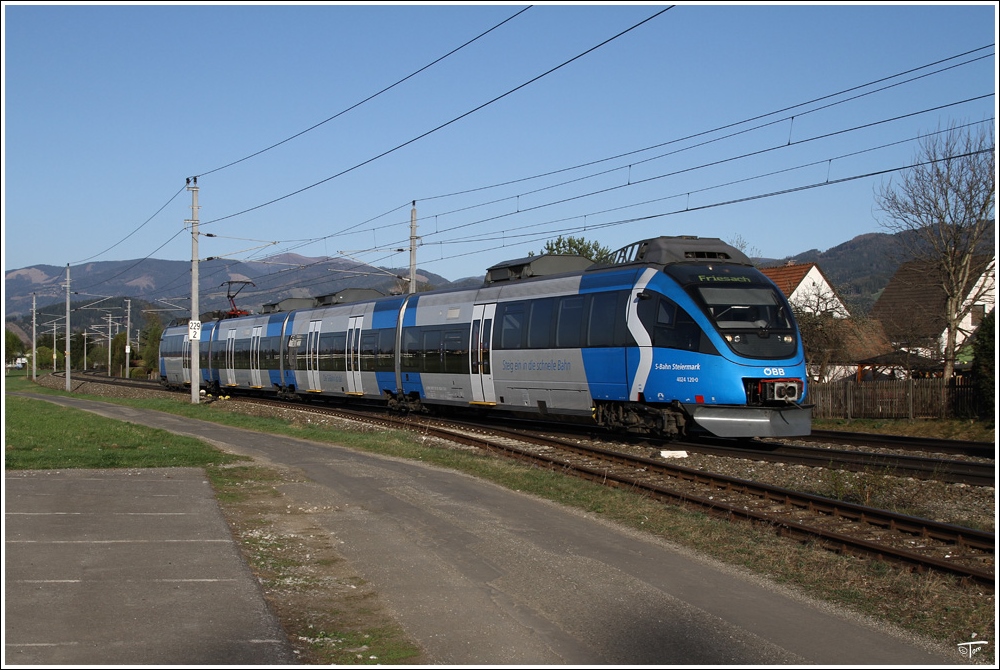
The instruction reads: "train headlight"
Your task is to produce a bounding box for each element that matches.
[780,335,794,344]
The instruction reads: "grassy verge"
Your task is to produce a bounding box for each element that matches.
[4,393,244,469]
[5,374,995,664]
[812,417,994,442]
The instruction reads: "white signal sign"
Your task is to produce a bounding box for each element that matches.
[188,320,202,341]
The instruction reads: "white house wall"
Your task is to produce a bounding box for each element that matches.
[940,263,996,352]
[789,266,850,318]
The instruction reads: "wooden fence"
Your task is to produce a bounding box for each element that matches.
[808,378,977,420]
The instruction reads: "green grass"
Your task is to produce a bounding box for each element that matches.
[4,393,245,470]
[813,417,994,442]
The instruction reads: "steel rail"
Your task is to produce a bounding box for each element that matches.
[804,429,995,459]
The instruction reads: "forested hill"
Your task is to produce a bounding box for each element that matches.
[784,232,903,315]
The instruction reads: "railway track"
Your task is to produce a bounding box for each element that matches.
[56,373,995,585]
[805,429,995,459]
[664,438,994,487]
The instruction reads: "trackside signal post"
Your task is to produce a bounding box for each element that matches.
[187,177,200,404]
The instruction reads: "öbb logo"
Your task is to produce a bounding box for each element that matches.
[763,368,786,376]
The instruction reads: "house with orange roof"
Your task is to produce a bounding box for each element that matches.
[760,262,850,318]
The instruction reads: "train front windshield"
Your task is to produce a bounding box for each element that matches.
[698,286,792,331]
[666,265,798,359]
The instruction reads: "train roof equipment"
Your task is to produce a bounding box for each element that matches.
[607,236,752,267]
[222,280,255,318]
[315,288,385,306]
[259,288,386,314]
[484,254,594,284]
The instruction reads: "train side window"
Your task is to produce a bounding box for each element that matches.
[401,328,420,371]
[320,332,347,372]
[527,298,554,349]
[556,296,585,348]
[376,328,395,372]
[423,330,442,373]
[443,329,468,374]
[360,333,378,372]
[637,294,706,353]
[264,336,280,370]
[285,334,300,370]
[587,292,619,347]
[498,303,525,350]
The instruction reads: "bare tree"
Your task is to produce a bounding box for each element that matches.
[874,123,995,381]
[726,234,763,266]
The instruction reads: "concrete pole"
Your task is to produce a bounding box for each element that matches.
[65,264,71,391]
[107,314,113,377]
[188,177,201,404]
[125,299,131,378]
[409,201,417,294]
[32,294,37,381]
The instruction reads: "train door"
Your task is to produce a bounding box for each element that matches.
[181,336,191,385]
[346,315,364,395]
[470,303,496,405]
[249,325,263,388]
[224,328,237,387]
[306,319,322,392]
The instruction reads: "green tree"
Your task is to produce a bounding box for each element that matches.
[538,235,613,263]
[90,345,109,372]
[140,315,164,375]
[6,328,26,366]
[35,346,54,370]
[111,332,128,377]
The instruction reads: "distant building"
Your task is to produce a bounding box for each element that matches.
[760,262,850,318]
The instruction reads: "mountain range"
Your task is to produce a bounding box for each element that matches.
[0,231,944,335]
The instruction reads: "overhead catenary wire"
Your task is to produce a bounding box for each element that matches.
[74,37,990,300]
[355,99,996,255]
[135,105,994,310]
[60,8,532,270]
[195,6,533,179]
[198,6,675,227]
[152,132,994,312]
[75,39,990,283]
[247,45,995,261]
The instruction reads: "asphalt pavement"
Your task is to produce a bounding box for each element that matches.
[4,466,296,665]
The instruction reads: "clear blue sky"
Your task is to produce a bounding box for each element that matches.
[3,2,996,287]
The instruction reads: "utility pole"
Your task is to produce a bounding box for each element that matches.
[409,201,418,294]
[65,264,71,391]
[32,294,37,381]
[187,177,201,404]
[124,299,131,378]
[106,312,113,377]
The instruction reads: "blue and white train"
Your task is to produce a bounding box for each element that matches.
[160,236,811,438]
